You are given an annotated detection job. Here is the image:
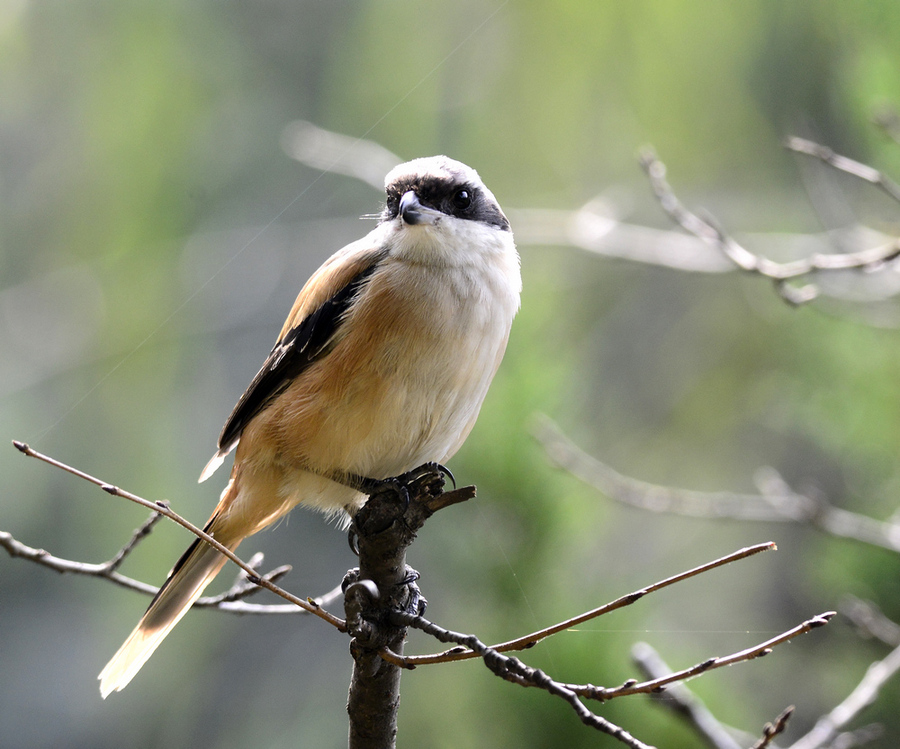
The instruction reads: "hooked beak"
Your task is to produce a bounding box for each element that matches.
[399,191,441,226]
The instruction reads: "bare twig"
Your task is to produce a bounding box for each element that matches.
[383,542,775,667]
[1,527,160,597]
[751,706,794,749]
[534,416,900,555]
[785,137,900,206]
[631,642,745,749]
[204,586,345,614]
[10,440,346,629]
[639,147,900,306]
[104,510,166,572]
[0,524,343,613]
[394,611,655,749]
[632,646,804,749]
[567,612,834,702]
[196,551,292,605]
[841,597,900,647]
[391,608,831,749]
[790,642,900,749]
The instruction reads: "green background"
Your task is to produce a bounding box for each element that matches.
[3,2,900,747]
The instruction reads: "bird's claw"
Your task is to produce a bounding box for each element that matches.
[396,462,455,491]
[350,462,454,511]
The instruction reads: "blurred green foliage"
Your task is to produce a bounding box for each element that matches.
[4,2,900,748]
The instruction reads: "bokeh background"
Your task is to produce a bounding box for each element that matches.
[4,2,900,747]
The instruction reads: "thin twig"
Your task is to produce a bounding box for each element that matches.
[630,642,745,749]
[383,542,775,667]
[104,511,167,572]
[566,612,835,702]
[203,585,344,614]
[639,147,900,306]
[197,551,292,605]
[790,641,900,749]
[394,611,656,749]
[383,541,777,669]
[785,137,900,206]
[840,596,900,648]
[534,416,900,555]
[751,706,794,749]
[0,526,343,613]
[1,529,160,597]
[11,440,346,630]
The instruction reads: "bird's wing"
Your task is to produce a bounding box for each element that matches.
[199,240,388,482]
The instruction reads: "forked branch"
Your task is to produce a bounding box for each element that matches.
[9,440,347,628]
[534,416,900,555]
[380,542,775,667]
[639,146,900,306]
[390,603,829,749]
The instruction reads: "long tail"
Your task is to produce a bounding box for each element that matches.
[98,512,239,698]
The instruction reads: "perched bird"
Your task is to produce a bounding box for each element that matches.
[98,155,521,697]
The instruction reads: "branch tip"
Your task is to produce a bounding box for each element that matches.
[12,439,30,454]
[751,705,795,749]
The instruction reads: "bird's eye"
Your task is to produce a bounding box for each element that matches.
[385,194,399,217]
[452,188,472,211]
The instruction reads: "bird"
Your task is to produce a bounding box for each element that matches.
[98,155,521,697]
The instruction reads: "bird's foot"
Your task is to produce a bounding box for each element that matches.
[396,462,456,491]
[345,462,454,554]
[346,462,454,507]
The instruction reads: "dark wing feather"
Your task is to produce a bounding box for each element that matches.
[214,258,382,459]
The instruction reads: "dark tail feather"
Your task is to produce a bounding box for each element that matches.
[98,518,236,697]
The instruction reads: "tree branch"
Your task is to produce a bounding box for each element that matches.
[382,542,775,667]
[377,545,831,747]
[394,610,655,749]
[534,416,900,555]
[567,612,834,702]
[392,607,830,749]
[785,137,900,206]
[631,642,747,749]
[10,440,346,628]
[343,470,476,749]
[751,707,794,749]
[841,596,900,648]
[6,442,840,748]
[789,642,900,749]
[0,524,343,613]
[1,526,160,597]
[639,147,900,306]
